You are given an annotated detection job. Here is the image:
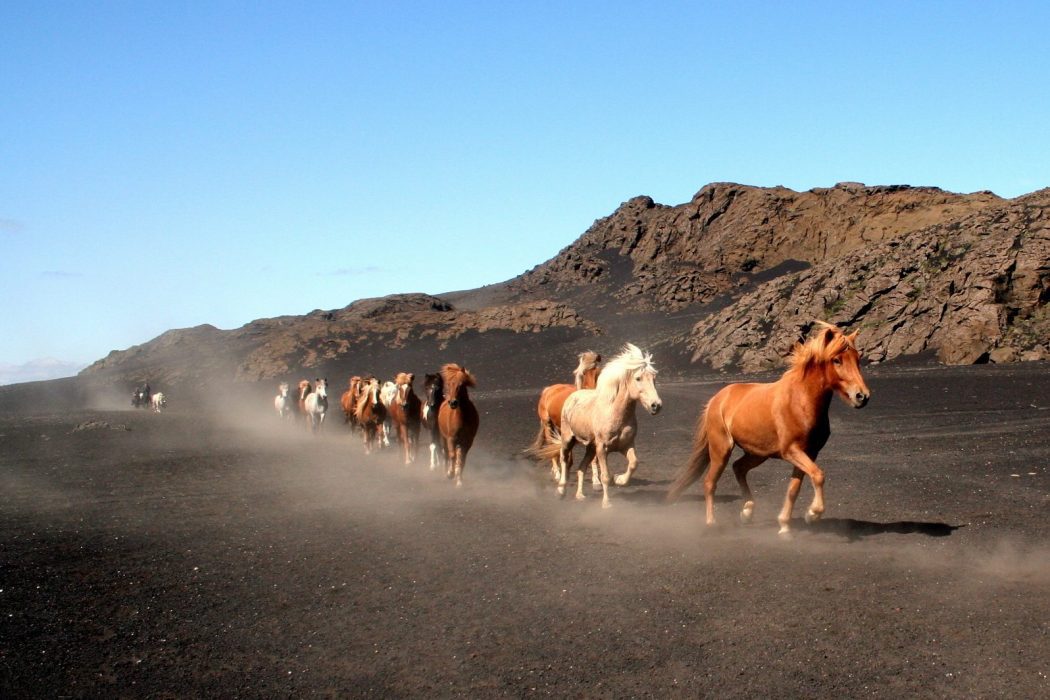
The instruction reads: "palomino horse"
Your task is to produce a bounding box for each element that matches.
[526,351,601,482]
[341,376,364,428]
[667,321,870,535]
[304,378,329,433]
[274,382,293,419]
[422,373,445,470]
[388,372,422,465]
[354,377,387,454]
[150,392,166,412]
[535,343,662,508]
[437,364,479,487]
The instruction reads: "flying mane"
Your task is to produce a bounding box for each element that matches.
[594,343,656,401]
[786,321,859,376]
[440,363,476,388]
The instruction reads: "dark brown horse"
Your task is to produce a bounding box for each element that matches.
[422,373,444,471]
[437,364,479,487]
[667,322,871,535]
[354,377,387,454]
[388,372,422,465]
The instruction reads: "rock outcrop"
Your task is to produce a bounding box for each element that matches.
[686,190,1050,370]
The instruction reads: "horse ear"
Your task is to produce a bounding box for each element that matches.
[847,330,859,344]
[821,327,837,348]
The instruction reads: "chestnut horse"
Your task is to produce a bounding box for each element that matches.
[667,321,870,535]
[297,380,313,427]
[437,364,479,487]
[354,377,387,454]
[341,376,364,428]
[533,343,662,508]
[422,373,445,471]
[388,372,422,465]
[526,351,602,482]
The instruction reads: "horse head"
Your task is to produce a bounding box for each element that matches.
[395,372,415,408]
[573,351,602,390]
[424,373,443,408]
[440,364,475,410]
[599,343,662,415]
[793,322,870,409]
[314,378,328,399]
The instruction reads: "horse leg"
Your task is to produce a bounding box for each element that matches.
[595,443,613,508]
[703,432,734,526]
[445,438,456,479]
[454,446,464,487]
[575,444,593,501]
[557,435,576,498]
[780,447,826,533]
[614,445,639,486]
[732,453,767,523]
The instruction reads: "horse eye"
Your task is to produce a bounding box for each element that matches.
[833,357,842,365]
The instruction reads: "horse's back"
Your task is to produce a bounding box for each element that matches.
[538,383,574,423]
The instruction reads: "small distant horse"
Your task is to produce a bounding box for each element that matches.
[274,382,293,419]
[422,373,445,470]
[379,381,398,448]
[150,392,166,412]
[534,343,662,508]
[667,322,871,535]
[297,379,313,424]
[304,378,328,433]
[341,376,364,429]
[526,350,602,482]
[355,377,387,454]
[132,385,151,409]
[437,364,479,487]
[388,372,422,465]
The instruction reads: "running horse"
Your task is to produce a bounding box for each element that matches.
[532,343,662,508]
[341,376,364,429]
[437,363,479,487]
[304,378,329,433]
[421,373,445,470]
[354,377,387,454]
[274,382,293,419]
[297,379,313,426]
[388,372,422,465]
[667,321,870,535]
[526,351,602,482]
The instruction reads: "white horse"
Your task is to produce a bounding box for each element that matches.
[150,392,166,412]
[537,343,662,508]
[304,378,328,433]
[274,382,293,419]
[379,380,398,447]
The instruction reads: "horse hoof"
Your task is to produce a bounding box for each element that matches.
[574,493,586,501]
[740,510,753,524]
[777,526,793,539]
[805,510,822,525]
[591,483,602,492]
[601,501,612,509]
[556,486,566,497]
[613,473,629,487]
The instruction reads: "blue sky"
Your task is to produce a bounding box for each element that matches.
[2,2,1048,382]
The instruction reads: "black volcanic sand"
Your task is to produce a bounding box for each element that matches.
[1,363,1048,697]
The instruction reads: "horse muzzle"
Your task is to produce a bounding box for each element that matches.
[448,399,459,409]
[648,401,662,415]
[851,391,870,408]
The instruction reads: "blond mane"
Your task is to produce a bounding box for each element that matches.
[595,343,656,401]
[787,321,859,375]
[572,350,601,390]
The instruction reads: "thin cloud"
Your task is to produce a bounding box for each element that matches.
[0,218,26,235]
[40,270,85,279]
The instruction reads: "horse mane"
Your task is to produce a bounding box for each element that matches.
[595,343,655,401]
[355,378,377,416]
[440,363,476,389]
[787,321,858,376]
[572,351,601,390]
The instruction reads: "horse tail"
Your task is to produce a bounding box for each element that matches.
[523,426,563,462]
[667,406,712,503]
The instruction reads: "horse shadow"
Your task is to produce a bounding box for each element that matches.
[803,517,963,542]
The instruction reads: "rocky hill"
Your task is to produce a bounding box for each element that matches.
[78,182,1048,392]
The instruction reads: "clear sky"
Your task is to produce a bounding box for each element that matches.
[2,1,1048,382]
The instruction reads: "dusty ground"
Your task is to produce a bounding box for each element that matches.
[1,363,1048,697]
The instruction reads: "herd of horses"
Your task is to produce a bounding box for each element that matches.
[277,364,479,486]
[272,322,870,534]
